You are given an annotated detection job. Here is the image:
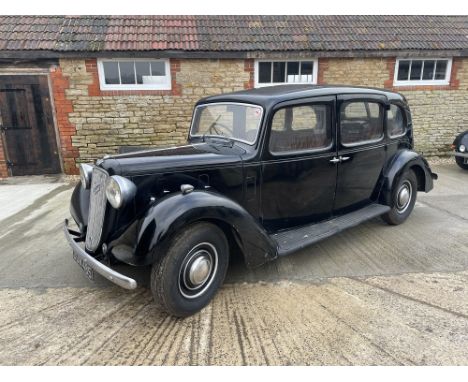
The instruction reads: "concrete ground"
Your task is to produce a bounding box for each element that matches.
[0,163,467,365]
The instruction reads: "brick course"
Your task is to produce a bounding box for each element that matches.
[50,65,80,175]
[0,134,8,177]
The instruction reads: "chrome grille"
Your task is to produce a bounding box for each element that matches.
[85,167,108,252]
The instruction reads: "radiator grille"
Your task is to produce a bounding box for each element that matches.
[85,167,108,252]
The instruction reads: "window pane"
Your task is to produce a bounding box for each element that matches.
[286,62,299,83]
[151,61,166,76]
[422,60,435,80]
[258,62,271,83]
[272,62,286,83]
[119,61,136,84]
[287,62,299,76]
[135,61,151,84]
[301,61,313,75]
[270,104,331,153]
[410,60,423,80]
[103,61,120,84]
[387,104,406,137]
[397,60,410,81]
[341,102,383,145]
[344,102,367,118]
[435,60,448,80]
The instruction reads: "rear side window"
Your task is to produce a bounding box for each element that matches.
[340,101,384,146]
[387,104,406,138]
[269,104,332,154]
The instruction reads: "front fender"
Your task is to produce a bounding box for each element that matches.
[380,149,436,205]
[129,190,277,268]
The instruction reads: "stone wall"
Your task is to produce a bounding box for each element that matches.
[56,58,251,171]
[318,57,468,157]
[52,56,468,174]
[319,58,390,88]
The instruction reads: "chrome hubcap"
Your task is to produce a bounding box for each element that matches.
[396,181,412,213]
[179,243,218,299]
[188,255,212,286]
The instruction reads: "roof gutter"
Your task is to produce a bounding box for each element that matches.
[0,49,467,60]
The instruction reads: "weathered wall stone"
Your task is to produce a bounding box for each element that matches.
[55,56,468,173]
[319,57,468,157]
[58,58,250,165]
[320,58,390,88]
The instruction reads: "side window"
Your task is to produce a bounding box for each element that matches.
[387,104,406,138]
[340,101,383,146]
[269,104,332,153]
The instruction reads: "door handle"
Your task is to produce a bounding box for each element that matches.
[329,157,340,164]
[340,156,351,162]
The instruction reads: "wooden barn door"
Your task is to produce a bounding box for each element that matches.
[0,75,61,176]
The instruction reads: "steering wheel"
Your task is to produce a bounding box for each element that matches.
[208,122,233,137]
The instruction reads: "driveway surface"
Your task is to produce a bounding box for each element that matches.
[0,163,467,365]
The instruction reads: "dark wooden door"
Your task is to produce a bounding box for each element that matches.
[0,75,61,175]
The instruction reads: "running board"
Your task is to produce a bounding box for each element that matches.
[271,203,390,256]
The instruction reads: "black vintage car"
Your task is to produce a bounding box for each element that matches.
[451,130,468,170]
[64,85,437,317]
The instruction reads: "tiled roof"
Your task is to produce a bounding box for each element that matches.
[0,15,467,52]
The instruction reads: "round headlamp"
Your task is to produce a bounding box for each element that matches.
[459,144,466,153]
[105,175,137,209]
[79,164,93,189]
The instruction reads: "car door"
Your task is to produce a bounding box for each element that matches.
[260,96,337,232]
[333,94,388,214]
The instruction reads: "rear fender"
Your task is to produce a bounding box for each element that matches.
[379,149,436,205]
[132,190,277,268]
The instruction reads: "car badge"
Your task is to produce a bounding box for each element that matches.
[93,183,102,194]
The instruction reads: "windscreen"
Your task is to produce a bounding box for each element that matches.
[190,103,263,144]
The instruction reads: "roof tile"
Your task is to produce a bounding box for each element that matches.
[0,15,466,53]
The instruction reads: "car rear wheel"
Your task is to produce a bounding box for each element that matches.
[150,222,229,317]
[382,169,418,225]
[455,156,468,170]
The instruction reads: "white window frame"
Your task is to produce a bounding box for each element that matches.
[97,58,172,91]
[254,59,318,88]
[393,58,452,87]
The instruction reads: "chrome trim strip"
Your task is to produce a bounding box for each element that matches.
[340,134,385,148]
[64,220,137,290]
[103,144,196,160]
[453,152,468,158]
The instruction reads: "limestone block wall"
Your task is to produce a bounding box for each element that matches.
[319,57,468,157]
[55,58,252,171]
[51,56,467,174]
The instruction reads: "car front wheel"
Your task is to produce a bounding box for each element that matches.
[382,169,418,225]
[150,222,229,317]
[455,156,468,170]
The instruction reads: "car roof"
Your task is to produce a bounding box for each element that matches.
[197,84,405,108]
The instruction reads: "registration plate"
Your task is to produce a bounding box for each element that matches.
[73,252,95,281]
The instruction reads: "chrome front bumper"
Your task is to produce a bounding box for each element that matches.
[453,152,468,159]
[63,219,137,290]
